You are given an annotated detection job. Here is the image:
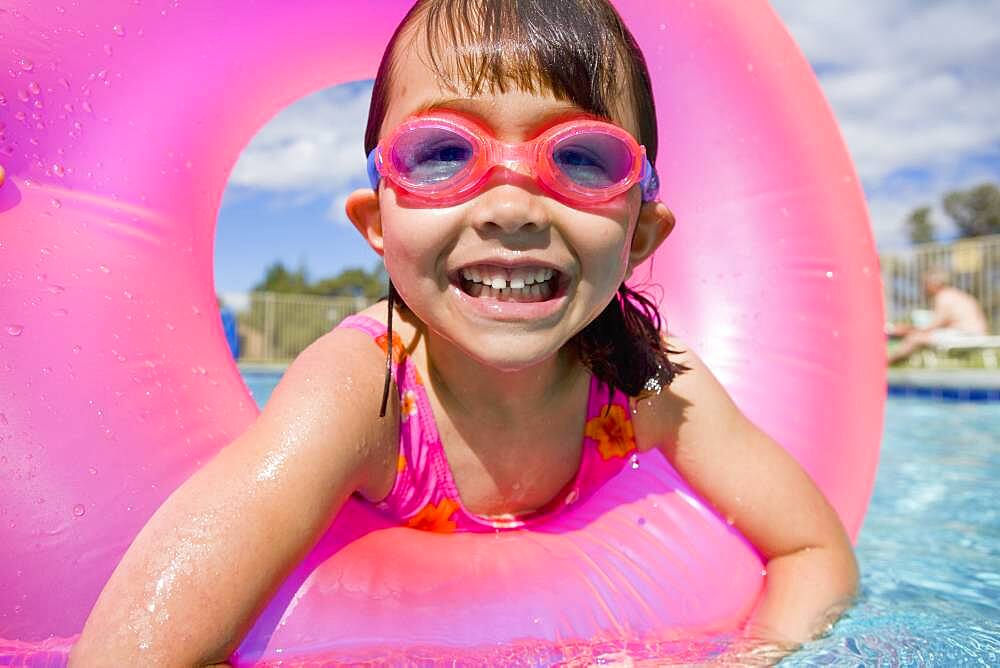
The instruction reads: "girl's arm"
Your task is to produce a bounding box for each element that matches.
[69,329,396,667]
[633,338,859,646]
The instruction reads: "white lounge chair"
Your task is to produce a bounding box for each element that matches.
[930,336,1000,369]
[894,309,999,368]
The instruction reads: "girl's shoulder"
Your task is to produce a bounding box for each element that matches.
[270,313,401,499]
[630,333,734,454]
[297,307,402,418]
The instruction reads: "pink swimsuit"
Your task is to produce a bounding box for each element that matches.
[339,315,639,533]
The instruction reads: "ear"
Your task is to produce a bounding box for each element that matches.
[345,188,384,256]
[626,201,675,277]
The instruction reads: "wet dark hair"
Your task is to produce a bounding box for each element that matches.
[367,0,689,416]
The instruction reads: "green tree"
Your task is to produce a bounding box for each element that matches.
[252,260,387,297]
[942,182,1000,238]
[905,206,935,244]
[311,263,387,299]
[253,261,310,293]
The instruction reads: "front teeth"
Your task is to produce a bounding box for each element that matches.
[461,266,555,291]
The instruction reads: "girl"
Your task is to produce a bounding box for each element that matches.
[71,0,858,664]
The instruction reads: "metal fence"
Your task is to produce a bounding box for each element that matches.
[226,237,999,363]
[879,234,1000,333]
[228,292,374,363]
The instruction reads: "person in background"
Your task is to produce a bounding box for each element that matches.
[887,269,989,366]
[219,298,241,360]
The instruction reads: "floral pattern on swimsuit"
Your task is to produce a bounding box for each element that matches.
[338,314,637,533]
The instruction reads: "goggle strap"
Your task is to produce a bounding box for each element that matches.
[366,148,381,191]
[640,157,660,202]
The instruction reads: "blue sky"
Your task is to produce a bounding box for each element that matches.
[215,1,1000,295]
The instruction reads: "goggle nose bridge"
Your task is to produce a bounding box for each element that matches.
[486,139,545,178]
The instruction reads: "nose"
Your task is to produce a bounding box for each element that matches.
[466,163,549,235]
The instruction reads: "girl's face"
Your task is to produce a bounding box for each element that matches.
[351,40,671,373]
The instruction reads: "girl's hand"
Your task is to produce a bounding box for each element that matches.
[70,327,397,667]
[632,337,859,647]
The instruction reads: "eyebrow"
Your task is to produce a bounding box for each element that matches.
[411,97,607,131]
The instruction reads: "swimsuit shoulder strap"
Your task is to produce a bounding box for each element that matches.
[337,313,389,339]
[574,375,637,501]
[335,314,448,525]
[337,314,409,380]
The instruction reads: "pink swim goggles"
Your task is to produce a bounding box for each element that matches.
[367,112,659,206]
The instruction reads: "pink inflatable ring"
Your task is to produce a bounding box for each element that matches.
[0,1,884,663]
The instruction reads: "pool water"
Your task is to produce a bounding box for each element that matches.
[241,370,284,409]
[239,371,1000,665]
[783,397,1000,666]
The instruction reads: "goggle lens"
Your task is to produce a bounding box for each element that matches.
[391,127,475,185]
[551,132,636,189]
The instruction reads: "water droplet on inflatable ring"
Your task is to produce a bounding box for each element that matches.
[19,58,33,72]
[112,24,126,37]
[6,325,24,337]
[73,504,86,517]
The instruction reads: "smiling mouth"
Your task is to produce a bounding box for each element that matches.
[454,264,563,303]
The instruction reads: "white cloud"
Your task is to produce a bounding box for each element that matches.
[226,81,374,224]
[326,191,355,227]
[771,0,1000,248]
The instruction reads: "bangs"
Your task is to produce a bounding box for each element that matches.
[418,0,626,118]
[367,0,658,161]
